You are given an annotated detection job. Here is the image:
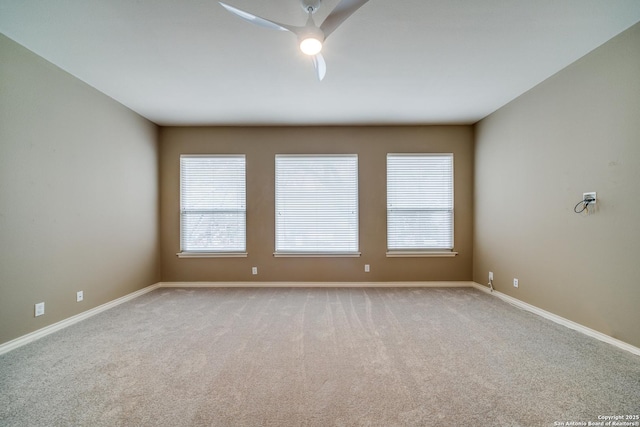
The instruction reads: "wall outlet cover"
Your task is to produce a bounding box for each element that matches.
[35,302,45,317]
[583,192,597,203]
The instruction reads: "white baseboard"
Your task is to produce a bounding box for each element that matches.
[5,281,636,358]
[0,281,472,355]
[0,283,161,356]
[158,281,475,288]
[471,282,640,357]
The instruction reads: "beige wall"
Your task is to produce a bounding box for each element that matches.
[474,23,640,348]
[6,17,638,350]
[0,34,160,345]
[160,126,473,282]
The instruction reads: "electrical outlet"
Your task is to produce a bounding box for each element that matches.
[513,278,519,288]
[489,271,494,281]
[35,302,45,317]
[364,264,370,272]
[252,267,258,275]
[76,291,84,302]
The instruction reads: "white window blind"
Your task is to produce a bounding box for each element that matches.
[180,155,246,253]
[275,155,359,255]
[387,153,453,251]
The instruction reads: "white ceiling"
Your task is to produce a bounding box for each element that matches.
[2,0,640,126]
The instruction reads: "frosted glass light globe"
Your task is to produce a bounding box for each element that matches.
[300,38,322,55]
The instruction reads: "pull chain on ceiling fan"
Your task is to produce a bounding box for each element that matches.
[219,0,370,80]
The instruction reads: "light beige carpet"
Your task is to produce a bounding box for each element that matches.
[1,287,639,426]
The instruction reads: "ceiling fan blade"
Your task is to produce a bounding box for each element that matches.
[320,0,370,39]
[312,53,327,81]
[219,2,295,32]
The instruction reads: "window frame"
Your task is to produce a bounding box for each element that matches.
[177,154,248,258]
[274,154,360,257]
[386,153,457,257]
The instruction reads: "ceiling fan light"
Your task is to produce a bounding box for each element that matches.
[300,37,323,55]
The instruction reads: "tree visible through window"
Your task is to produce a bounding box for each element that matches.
[180,155,246,253]
[275,154,359,255]
[387,153,453,251]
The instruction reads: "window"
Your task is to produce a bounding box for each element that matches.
[179,155,246,256]
[275,154,359,256]
[387,153,454,255]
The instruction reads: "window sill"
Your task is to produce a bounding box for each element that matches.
[273,252,361,258]
[386,251,458,258]
[177,252,248,258]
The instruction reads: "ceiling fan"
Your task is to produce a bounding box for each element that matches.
[219,0,370,80]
